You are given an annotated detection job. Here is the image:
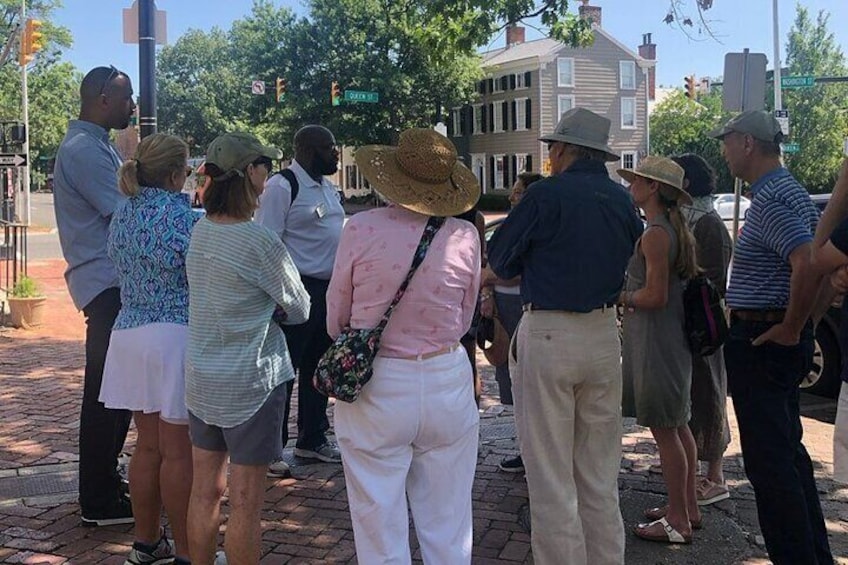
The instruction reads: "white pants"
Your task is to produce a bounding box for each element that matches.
[513,308,625,565]
[335,347,479,565]
[835,383,848,484]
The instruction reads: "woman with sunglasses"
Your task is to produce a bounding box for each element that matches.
[100,133,200,565]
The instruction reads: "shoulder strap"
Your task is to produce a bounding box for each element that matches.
[376,216,446,330]
[277,168,299,203]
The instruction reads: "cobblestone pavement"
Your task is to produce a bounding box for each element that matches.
[0,259,846,564]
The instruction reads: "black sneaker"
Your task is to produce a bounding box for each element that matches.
[498,455,524,473]
[81,496,135,527]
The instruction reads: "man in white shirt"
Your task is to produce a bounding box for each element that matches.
[255,125,345,476]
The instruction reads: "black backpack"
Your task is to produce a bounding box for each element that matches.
[274,168,300,202]
[683,274,728,356]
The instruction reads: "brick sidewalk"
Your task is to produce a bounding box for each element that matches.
[0,258,846,563]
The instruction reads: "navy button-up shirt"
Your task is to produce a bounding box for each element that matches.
[488,159,643,313]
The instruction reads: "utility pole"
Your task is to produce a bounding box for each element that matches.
[138,0,157,138]
[20,0,30,226]
[772,0,782,112]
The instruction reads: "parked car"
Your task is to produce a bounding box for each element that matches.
[713,193,751,220]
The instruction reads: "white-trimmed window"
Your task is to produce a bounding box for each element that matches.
[620,151,637,172]
[344,165,358,191]
[557,57,574,87]
[451,108,462,137]
[516,72,527,89]
[493,76,504,93]
[557,95,575,121]
[515,97,528,131]
[493,100,505,133]
[471,154,486,190]
[493,154,506,189]
[472,104,483,135]
[621,97,636,129]
[619,61,636,90]
[516,154,529,174]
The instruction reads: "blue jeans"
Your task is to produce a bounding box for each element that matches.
[724,319,832,565]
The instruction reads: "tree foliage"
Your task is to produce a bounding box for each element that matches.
[780,6,848,193]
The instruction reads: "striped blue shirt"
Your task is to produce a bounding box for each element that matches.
[185,218,311,427]
[726,168,819,310]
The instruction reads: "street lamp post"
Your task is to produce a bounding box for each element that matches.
[138,0,157,138]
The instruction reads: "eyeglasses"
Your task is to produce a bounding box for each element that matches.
[100,65,120,96]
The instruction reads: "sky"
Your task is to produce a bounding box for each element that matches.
[51,0,848,91]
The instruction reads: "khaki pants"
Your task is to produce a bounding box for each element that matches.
[512,308,625,565]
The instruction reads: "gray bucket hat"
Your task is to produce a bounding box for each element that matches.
[539,107,619,162]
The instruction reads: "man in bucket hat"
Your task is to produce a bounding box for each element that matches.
[488,107,643,564]
[712,110,833,564]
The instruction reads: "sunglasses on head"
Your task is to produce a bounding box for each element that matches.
[100,65,120,96]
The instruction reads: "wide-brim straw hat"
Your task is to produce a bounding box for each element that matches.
[617,156,692,206]
[355,128,481,217]
[539,107,620,162]
[477,316,509,367]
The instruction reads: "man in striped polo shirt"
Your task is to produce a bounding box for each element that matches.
[711,110,833,565]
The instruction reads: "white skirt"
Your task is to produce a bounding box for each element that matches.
[100,323,189,424]
[835,383,848,484]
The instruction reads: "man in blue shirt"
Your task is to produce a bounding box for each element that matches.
[488,108,642,564]
[53,66,136,527]
[711,110,832,564]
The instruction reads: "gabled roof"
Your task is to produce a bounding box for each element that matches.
[481,26,655,69]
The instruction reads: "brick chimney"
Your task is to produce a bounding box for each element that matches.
[578,0,602,27]
[506,24,525,47]
[638,33,656,101]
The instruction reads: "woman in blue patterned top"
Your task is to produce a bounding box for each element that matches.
[100,133,199,565]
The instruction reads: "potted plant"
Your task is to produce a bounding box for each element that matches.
[7,275,47,329]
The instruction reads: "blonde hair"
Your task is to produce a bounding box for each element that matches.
[118,133,188,196]
[658,184,700,279]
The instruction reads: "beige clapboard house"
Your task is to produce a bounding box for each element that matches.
[451,3,656,194]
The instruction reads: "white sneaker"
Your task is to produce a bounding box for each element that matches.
[266,460,291,478]
[293,442,342,463]
[214,550,227,565]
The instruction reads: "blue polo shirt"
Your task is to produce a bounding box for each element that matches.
[726,167,818,310]
[487,159,643,312]
[53,120,125,310]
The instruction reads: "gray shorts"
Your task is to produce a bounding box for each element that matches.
[188,383,287,466]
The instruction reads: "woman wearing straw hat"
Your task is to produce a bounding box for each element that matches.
[618,156,701,544]
[327,128,481,563]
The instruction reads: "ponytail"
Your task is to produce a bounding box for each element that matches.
[659,185,700,279]
[118,159,141,196]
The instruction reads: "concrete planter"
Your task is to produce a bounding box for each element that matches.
[7,296,47,329]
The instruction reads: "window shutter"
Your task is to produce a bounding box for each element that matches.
[489,157,495,191]
[525,71,532,87]
[511,101,517,130]
[527,154,533,172]
[511,155,518,186]
[481,105,488,133]
[479,80,486,94]
[503,156,510,188]
[525,99,532,129]
[447,114,454,137]
[502,103,508,131]
[510,74,516,90]
[488,103,495,132]
[487,78,494,93]
[500,76,508,91]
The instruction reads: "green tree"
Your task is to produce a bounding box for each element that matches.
[650,90,733,192]
[781,5,848,193]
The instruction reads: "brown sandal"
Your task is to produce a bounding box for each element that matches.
[643,505,703,529]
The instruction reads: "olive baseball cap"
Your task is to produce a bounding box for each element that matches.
[709,110,784,143]
[205,132,282,181]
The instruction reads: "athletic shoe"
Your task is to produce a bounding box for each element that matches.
[294,442,342,463]
[81,496,134,527]
[124,534,175,565]
[267,460,292,478]
[498,455,524,473]
[696,477,730,506]
[214,550,228,564]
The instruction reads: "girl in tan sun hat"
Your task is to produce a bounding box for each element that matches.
[327,128,482,563]
[617,156,702,545]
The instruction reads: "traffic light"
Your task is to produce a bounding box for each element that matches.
[18,18,44,66]
[331,81,341,107]
[684,75,696,99]
[275,77,286,103]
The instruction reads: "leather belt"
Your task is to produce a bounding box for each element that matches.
[730,309,786,322]
[522,303,616,313]
[380,343,461,361]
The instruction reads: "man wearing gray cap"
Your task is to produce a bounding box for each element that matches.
[487,108,642,564]
[712,110,832,564]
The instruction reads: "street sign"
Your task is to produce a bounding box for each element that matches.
[122,1,167,45]
[251,80,266,95]
[722,51,767,112]
[343,90,379,103]
[782,142,800,154]
[781,75,815,89]
[0,153,27,167]
[774,109,790,136]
